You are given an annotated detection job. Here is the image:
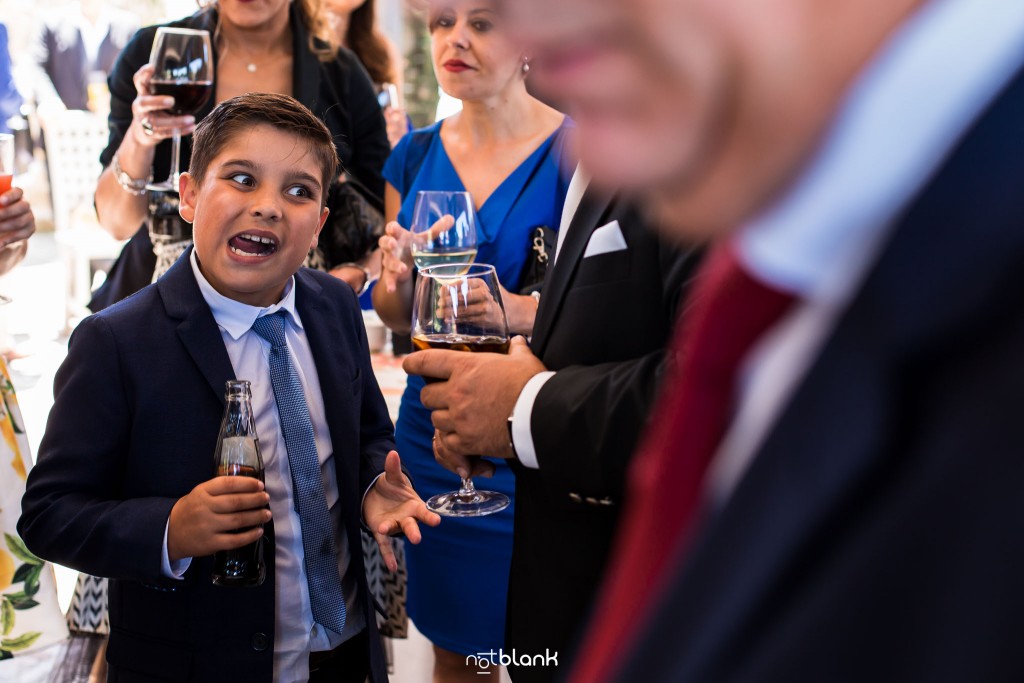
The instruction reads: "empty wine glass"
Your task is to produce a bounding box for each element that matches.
[410,191,478,270]
[147,28,213,192]
[412,263,510,516]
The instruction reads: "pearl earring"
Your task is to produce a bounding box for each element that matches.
[522,58,530,75]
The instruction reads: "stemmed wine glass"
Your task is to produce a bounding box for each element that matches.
[410,191,478,270]
[412,263,510,516]
[146,28,213,192]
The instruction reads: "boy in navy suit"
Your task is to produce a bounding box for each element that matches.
[20,92,439,683]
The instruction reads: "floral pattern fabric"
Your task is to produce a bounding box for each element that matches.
[0,358,67,660]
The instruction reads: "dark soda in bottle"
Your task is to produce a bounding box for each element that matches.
[211,380,267,587]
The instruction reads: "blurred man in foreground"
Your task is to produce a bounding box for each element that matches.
[505,0,1024,681]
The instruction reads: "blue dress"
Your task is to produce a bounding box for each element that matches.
[383,118,573,655]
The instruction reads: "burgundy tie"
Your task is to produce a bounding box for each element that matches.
[570,241,797,683]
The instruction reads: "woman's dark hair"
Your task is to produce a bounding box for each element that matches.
[346,0,395,85]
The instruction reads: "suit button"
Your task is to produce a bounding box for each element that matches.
[569,493,582,503]
[251,632,269,651]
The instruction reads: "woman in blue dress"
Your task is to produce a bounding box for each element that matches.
[373,1,572,679]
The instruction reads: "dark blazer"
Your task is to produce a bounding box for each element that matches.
[19,255,393,683]
[611,59,1024,683]
[504,190,702,682]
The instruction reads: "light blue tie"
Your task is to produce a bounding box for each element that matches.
[252,312,346,634]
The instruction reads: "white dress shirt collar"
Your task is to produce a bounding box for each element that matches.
[189,249,304,337]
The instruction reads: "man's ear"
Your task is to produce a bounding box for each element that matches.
[311,206,329,250]
[178,172,198,224]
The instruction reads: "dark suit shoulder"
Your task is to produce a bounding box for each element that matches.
[295,266,361,308]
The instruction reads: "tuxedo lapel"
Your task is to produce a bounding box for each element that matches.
[532,189,614,354]
[157,252,235,408]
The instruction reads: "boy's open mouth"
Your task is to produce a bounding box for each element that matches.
[229,233,278,257]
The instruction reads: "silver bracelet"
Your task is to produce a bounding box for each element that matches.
[112,153,152,196]
[337,262,374,296]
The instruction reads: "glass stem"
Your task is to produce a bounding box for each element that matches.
[458,477,477,498]
[169,128,182,188]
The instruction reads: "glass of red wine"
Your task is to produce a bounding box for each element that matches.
[147,27,213,192]
[411,263,511,517]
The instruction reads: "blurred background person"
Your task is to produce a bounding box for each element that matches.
[27,0,138,114]
[324,0,409,148]
[508,0,1024,682]
[89,0,389,310]
[0,23,22,134]
[373,0,571,679]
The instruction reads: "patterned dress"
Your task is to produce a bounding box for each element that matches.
[0,358,68,664]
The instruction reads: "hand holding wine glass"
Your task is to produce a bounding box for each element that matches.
[0,134,33,296]
[378,212,457,294]
[411,263,511,516]
[144,28,213,191]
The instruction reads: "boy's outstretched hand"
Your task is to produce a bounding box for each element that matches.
[167,477,271,562]
[364,451,441,572]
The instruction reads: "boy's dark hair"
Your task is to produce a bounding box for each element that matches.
[189,93,340,206]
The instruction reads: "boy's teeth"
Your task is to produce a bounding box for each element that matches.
[240,233,275,244]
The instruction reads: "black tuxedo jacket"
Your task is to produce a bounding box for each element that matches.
[20,256,392,682]
[611,56,1024,683]
[505,191,702,681]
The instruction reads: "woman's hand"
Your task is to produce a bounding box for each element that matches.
[0,188,34,276]
[378,221,416,293]
[500,283,540,336]
[130,64,196,147]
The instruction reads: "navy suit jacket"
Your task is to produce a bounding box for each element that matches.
[20,255,392,682]
[505,193,702,682]
[610,54,1024,683]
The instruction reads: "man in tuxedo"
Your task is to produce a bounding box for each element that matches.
[402,166,701,681]
[504,0,1024,681]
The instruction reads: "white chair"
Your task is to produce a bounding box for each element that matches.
[39,110,125,326]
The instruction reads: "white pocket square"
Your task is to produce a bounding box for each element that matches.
[583,220,628,258]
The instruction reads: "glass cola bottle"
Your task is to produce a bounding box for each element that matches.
[211,380,266,587]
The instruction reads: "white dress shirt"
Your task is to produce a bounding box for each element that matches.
[705,0,1024,505]
[163,252,365,683]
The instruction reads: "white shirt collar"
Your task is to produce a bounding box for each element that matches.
[189,249,303,340]
[736,0,1024,305]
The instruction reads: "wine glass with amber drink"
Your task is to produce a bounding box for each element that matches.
[147,27,213,192]
[412,263,510,516]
